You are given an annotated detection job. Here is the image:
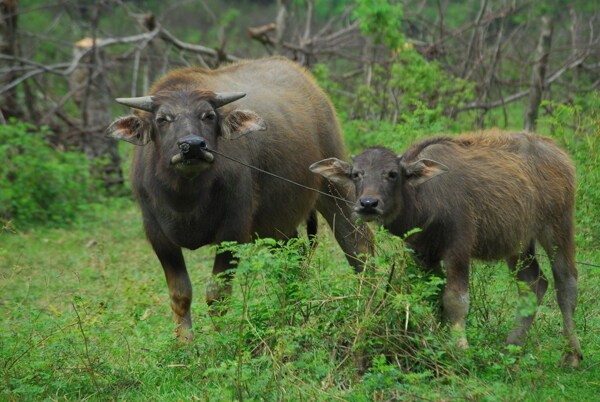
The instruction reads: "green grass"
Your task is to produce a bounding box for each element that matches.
[2,192,599,399]
[2,98,599,399]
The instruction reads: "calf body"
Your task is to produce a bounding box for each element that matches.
[106,57,372,340]
[310,129,582,367]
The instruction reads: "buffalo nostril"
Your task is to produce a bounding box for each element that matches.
[178,137,208,159]
[360,197,379,209]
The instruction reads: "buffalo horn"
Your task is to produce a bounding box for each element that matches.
[212,92,246,108]
[115,96,155,112]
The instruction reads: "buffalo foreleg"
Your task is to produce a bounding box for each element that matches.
[152,241,194,342]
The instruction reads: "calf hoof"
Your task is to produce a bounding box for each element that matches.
[449,331,469,350]
[455,337,469,350]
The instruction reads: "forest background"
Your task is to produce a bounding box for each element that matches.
[1,0,599,400]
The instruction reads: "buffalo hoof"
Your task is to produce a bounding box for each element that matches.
[175,326,195,343]
[206,281,233,317]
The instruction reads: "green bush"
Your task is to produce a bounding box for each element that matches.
[538,92,600,250]
[0,121,103,229]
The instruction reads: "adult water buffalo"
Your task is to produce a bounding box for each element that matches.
[106,57,372,341]
[309,129,582,368]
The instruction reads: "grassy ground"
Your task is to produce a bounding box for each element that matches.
[2,104,599,399]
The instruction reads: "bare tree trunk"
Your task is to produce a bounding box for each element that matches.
[70,38,123,191]
[461,0,487,79]
[275,0,288,55]
[569,9,580,84]
[524,16,553,131]
[0,0,20,119]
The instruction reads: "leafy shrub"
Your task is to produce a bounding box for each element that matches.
[0,121,103,229]
[539,92,600,249]
[190,231,458,399]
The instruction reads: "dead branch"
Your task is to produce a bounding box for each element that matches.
[247,23,276,46]
[158,27,239,62]
[459,52,590,112]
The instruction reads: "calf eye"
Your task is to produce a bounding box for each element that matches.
[351,171,362,180]
[387,171,398,180]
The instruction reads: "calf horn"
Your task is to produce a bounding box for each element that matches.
[115,96,155,112]
[212,92,246,108]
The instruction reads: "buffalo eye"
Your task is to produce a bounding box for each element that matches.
[387,171,398,180]
[156,116,171,125]
[203,111,217,121]
[351,171,362,181]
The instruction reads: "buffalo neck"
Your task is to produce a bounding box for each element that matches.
[136,149,232,215]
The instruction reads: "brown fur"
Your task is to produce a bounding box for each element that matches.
[311,129,581,367]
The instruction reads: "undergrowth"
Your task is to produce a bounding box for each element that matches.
[0,121,104,229]
[1,94,598,400]
[1,210,598,400]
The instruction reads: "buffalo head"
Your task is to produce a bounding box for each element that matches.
[309,146,449,223]
[106,89,266,176]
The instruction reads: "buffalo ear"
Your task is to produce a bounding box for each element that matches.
[105,116,152,146]
[220,109,267,139]
[309,158,353,186]
[404,158,449,186]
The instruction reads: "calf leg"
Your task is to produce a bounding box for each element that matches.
[546,249,582,368]
[551,253,582,368]
[505,243,548,347]
[421,261,445,320]
[442,255,470,349]
[540,217,582,368]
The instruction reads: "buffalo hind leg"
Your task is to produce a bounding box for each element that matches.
[206,250,237,316]
[505,243,548,349]
[152,241,194,342]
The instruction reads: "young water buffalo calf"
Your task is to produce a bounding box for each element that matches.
[310,130,582,368]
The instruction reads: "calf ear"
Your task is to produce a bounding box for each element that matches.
[105,116,152,145]
[220,109,267,139]
[309,158,353,186]
[404,158,449,186]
